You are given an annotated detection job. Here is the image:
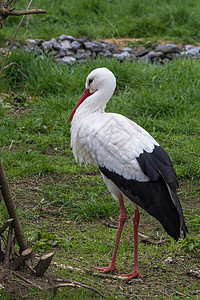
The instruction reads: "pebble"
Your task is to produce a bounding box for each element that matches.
[3,34,200,65]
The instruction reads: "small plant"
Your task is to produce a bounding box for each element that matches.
[181,234,200,253]
[28,230,70,252]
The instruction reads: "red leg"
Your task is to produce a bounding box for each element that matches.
[120,208,143,280]
[94,194,127,273]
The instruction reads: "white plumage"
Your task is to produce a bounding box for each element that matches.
[67,67,187,280]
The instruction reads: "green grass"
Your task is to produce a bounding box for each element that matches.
[0,51,199,180]
[1,0,200,44]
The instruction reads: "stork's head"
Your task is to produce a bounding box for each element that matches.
[67,67,116,123]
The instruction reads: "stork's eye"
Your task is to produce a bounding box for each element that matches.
[89,78,93,85]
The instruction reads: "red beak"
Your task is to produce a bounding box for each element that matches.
[67,89,93,123]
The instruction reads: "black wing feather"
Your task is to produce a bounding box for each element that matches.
[99,145,188,240]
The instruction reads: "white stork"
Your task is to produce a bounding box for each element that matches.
[67,67,187,280]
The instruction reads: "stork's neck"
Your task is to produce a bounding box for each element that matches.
[72,88,113,123]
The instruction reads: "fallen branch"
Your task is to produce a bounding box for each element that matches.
[3,223,13,266]
[0,0,46,28]
[0,218,13,235]
[52,262,126,280]
[138,233,165,245]
[7,8,47,16]
[102,220,118,229]
[53,280,104,297]
[13,271,43,291]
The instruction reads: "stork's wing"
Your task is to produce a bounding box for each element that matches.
[82,113,159,181]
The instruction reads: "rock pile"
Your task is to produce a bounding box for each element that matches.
[2,34,200,65]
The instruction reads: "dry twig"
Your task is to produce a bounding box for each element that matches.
[0,0,46,28]
[0,218,13,235]
[13,271,43,290]
[3,223,13,266]
[138,233,165,245]
[53,280,104,297]
[52,262,126,280]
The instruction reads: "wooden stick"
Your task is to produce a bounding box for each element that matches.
[9,9,46,16]
[34,252,55,277]
[0,236,5,260]
[13,272,43,291]
[0,0,46,28]
[52,262,126,280]
[3,223,13,266]
[10,234,16,258]
[0,218,13,234]
[0,159,28,252]
[53,280,104,297]
[7,248,33,270]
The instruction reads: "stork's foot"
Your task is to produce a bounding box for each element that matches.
[120,269,143,280]
[93,264,119,274]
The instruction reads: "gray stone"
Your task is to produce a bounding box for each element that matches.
[75,49,91,59]
[49,38,57,44]
[74,49,90,59]
[185,45,193,51]
[148,51,165,59]
[155,44,181,54]
[52,42,62,50]
[42,41,53,52]
[166,53,181,60]
[186,47,200,57]
[121,47,132,53]
[26,39,44,48]
[180,51,187,58]
[75,53,86,60]
[77,36,89,43]
[113,51,132,61]
[69,41,82,50]
[139,54,151,64]
[103,50,112,57]
[61,56,76,64]
[58,34,75,42]
[106,43,118,53]
[84,41,103,52]
[60,40,71,49]
[84,42,93,50]
[84,50,92,57]
[135,49,149,57]
[55,49,75,58]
